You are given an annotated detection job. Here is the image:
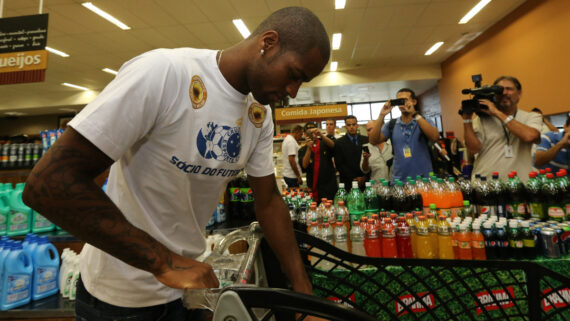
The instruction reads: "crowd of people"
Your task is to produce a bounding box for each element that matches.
[281,77,569,198]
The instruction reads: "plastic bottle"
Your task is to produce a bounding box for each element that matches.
[426,212,439,258]
[308,220,322,267]
[471,223,486,260]
[227,179,242,220]
[437,215,454,259]
[69,258,81,301]
[350,220,366,257]
[336,201,350,230]
[364,182,379,212]
[489,172,506,217]
[495,222,509,259]
[31,236,60,300]
[450,222,459,259]
[5,186,32,236]
[482,222,497,259]
[381,218,398,258]
[525,172,545,221]
[0,191,9,236]
[435,178,451,218]
[63,255,79,298]
[556,171,570,219]
[447,178,463,219]
[474,176,492,216]
[457,224,472,260]
[509,172,528,219]
[376,181,392,213]
[405,213,417,258]
[334,221,349,253]
[365,219,382,258]
[346,181,365,224]
[395,217,412,258]
[544,173,564,222]
[0,241,32,310]
[391,180,409,213]
[407,180,424,214]
[415,215,436,259]
[420,178,432,215]
[333,183,348,210]
[305,203,319,232]
[521,221,537,260]
[508,221,524,259]
[324,202,336,227]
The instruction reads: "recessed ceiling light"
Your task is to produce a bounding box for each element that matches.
[62,83,89,91]
[459,0,492,24]
[4,112,27,116]
[332,33,342,50]
[330,61,338,72]
[335,0,346,10]
[45,46,69,57]
[425,42,444,55]
[232,19,250,39]
[102,68,118,75]
[82,2,131,30]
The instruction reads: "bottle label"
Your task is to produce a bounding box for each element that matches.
[565,204,570,216]
[529,203,544,219]
[472,240,484,249]
[417,226,429,236]
[9,211,29,232]
[516,203,527,215]
[506,205,514,214]
[36,266,58,294]
[437,226,450,235]
[452,239,458,247]
[428,225,438,233]
[397,226,409,236]
[0,214,6,233]
[459,241,471,249]
[480,206,490,215]
[33,213,53,228]
[515,240,524,249]
[548,206,565,218]
[523,239,535,248]
[229,188,241,202]
[450,207,462,218]
[437,208,451,217]
[6,274,31,303]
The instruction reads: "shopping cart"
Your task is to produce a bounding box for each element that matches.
[290,230,570,320]
[183,222,374,320]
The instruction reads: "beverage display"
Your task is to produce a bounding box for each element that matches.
[395,217,413,258]
[437,215,454,259]
[415,215,436,259]
[381,218,398,258]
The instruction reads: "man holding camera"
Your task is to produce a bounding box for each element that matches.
[462,76,542,182]
[369,88,440,182]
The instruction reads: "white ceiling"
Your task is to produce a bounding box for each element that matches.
[0,0,526,115]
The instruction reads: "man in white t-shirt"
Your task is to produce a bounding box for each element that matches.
[22,7,330,320]
[281,125,303,187]
[462,76,542,182]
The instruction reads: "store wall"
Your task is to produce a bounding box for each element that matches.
[438,0,570,140]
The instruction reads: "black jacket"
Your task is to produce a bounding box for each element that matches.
[334,134,369,191]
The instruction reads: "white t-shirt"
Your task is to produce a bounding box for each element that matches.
[472,109,541,183]
[68,48,274,307]
[281,134,299,178]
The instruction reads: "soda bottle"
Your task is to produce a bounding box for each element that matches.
[334,221,349,253]
[475,176,492,216]
[426,213,439,258]
[457,224,472,260]
[391,180,408,213]
[555,172,570,219]
[347,181,365,224]
[482,222,497,259]
[381,218,398,258]
[521,221,537,259]
[510,172,528,219]
[350,220,366,257]
[227,179,242,220]
[407,180,424,213]
[365,219,382,258]
[495,222,509,259]
[364,182,379,212]
[415,215,436,259]
[395,217,413,258]
[508,221,523,259]
[420,178,433,215]
[447,178,463,219]
[544,173,564,222]
[489,172,506,217]
[437,215,454,259]
[405,213,417,258]
[376,181,392,212]
[240,174,255,220]
[538,169,547,185]
[333,183,348,209]
[471,223,486,260]
[462,200,473,219]
[524,172,544,221]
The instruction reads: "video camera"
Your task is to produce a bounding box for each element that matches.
[459,74,504,116]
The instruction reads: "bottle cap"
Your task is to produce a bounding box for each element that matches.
[429,203,436,209]
[352,181,358,188]
[509,221,518,228]
[365,182,371,187]
[521,221,530,228]
[463,200,470,206]
[449,177,455,182]
[339,183,345,188]
[338,201,345,206]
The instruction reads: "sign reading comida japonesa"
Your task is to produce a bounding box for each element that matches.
[0,14,49,85]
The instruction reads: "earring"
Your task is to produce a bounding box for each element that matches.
[260,49,265,55]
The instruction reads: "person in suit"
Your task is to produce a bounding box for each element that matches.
[335,115,369,191]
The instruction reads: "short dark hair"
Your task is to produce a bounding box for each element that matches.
[325,118,336,123]
[344,115,357,123]
[494,76,522,91]
[531,107,542,114]
[250,7,330,63]
[304,122,317,132]
[397,88,422,114]
[292,125,304,134]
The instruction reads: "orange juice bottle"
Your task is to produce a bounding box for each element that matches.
[448,177,464,219]
[471,223,486,260]
[415,215,436,258]
[426,212,439,258]
[405,213,417,258]
[437,215,455,259]
[450,222,459,259]
[457,224,473,260]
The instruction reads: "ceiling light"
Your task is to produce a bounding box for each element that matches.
[5,112,27,116]
[332,33,342,50]
[45,46,69,57]
[232,19,250,39]
[335,0,346,10]
[330,61,338,72]
[425,42,444,55]
[459,0,492,24]
[82,2,131,30]
[62,83,89,91]
[102,68,118,75]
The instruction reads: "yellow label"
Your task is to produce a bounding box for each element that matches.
[0,50,48,72]
[275,104,347,123]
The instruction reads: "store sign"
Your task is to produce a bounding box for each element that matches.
[475,286,515,315]
[274,103,347,124]
[542,287,570,312]
[0,14,49,85]
[395,291,435,315]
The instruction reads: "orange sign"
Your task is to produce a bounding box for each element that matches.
[275,103,347,124]
[0,50,48,73]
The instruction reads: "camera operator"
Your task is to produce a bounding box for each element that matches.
[462,76,542,182]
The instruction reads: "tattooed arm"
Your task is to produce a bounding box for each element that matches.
[248,174,313,295]
[22,127,218,289]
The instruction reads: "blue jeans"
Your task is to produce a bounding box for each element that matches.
[283,176,300,188]
[75,278,209,321]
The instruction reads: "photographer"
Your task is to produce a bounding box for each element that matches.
[369,88,439,182]
[462,76,542,182]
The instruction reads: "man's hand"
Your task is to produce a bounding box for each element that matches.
[155,253,219,290]
[305,137,314,148]
[297,176,303,184]
[560,131,570,148]
[379,100,393,119]
[478,99,501,118]
[362,150,371,160]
